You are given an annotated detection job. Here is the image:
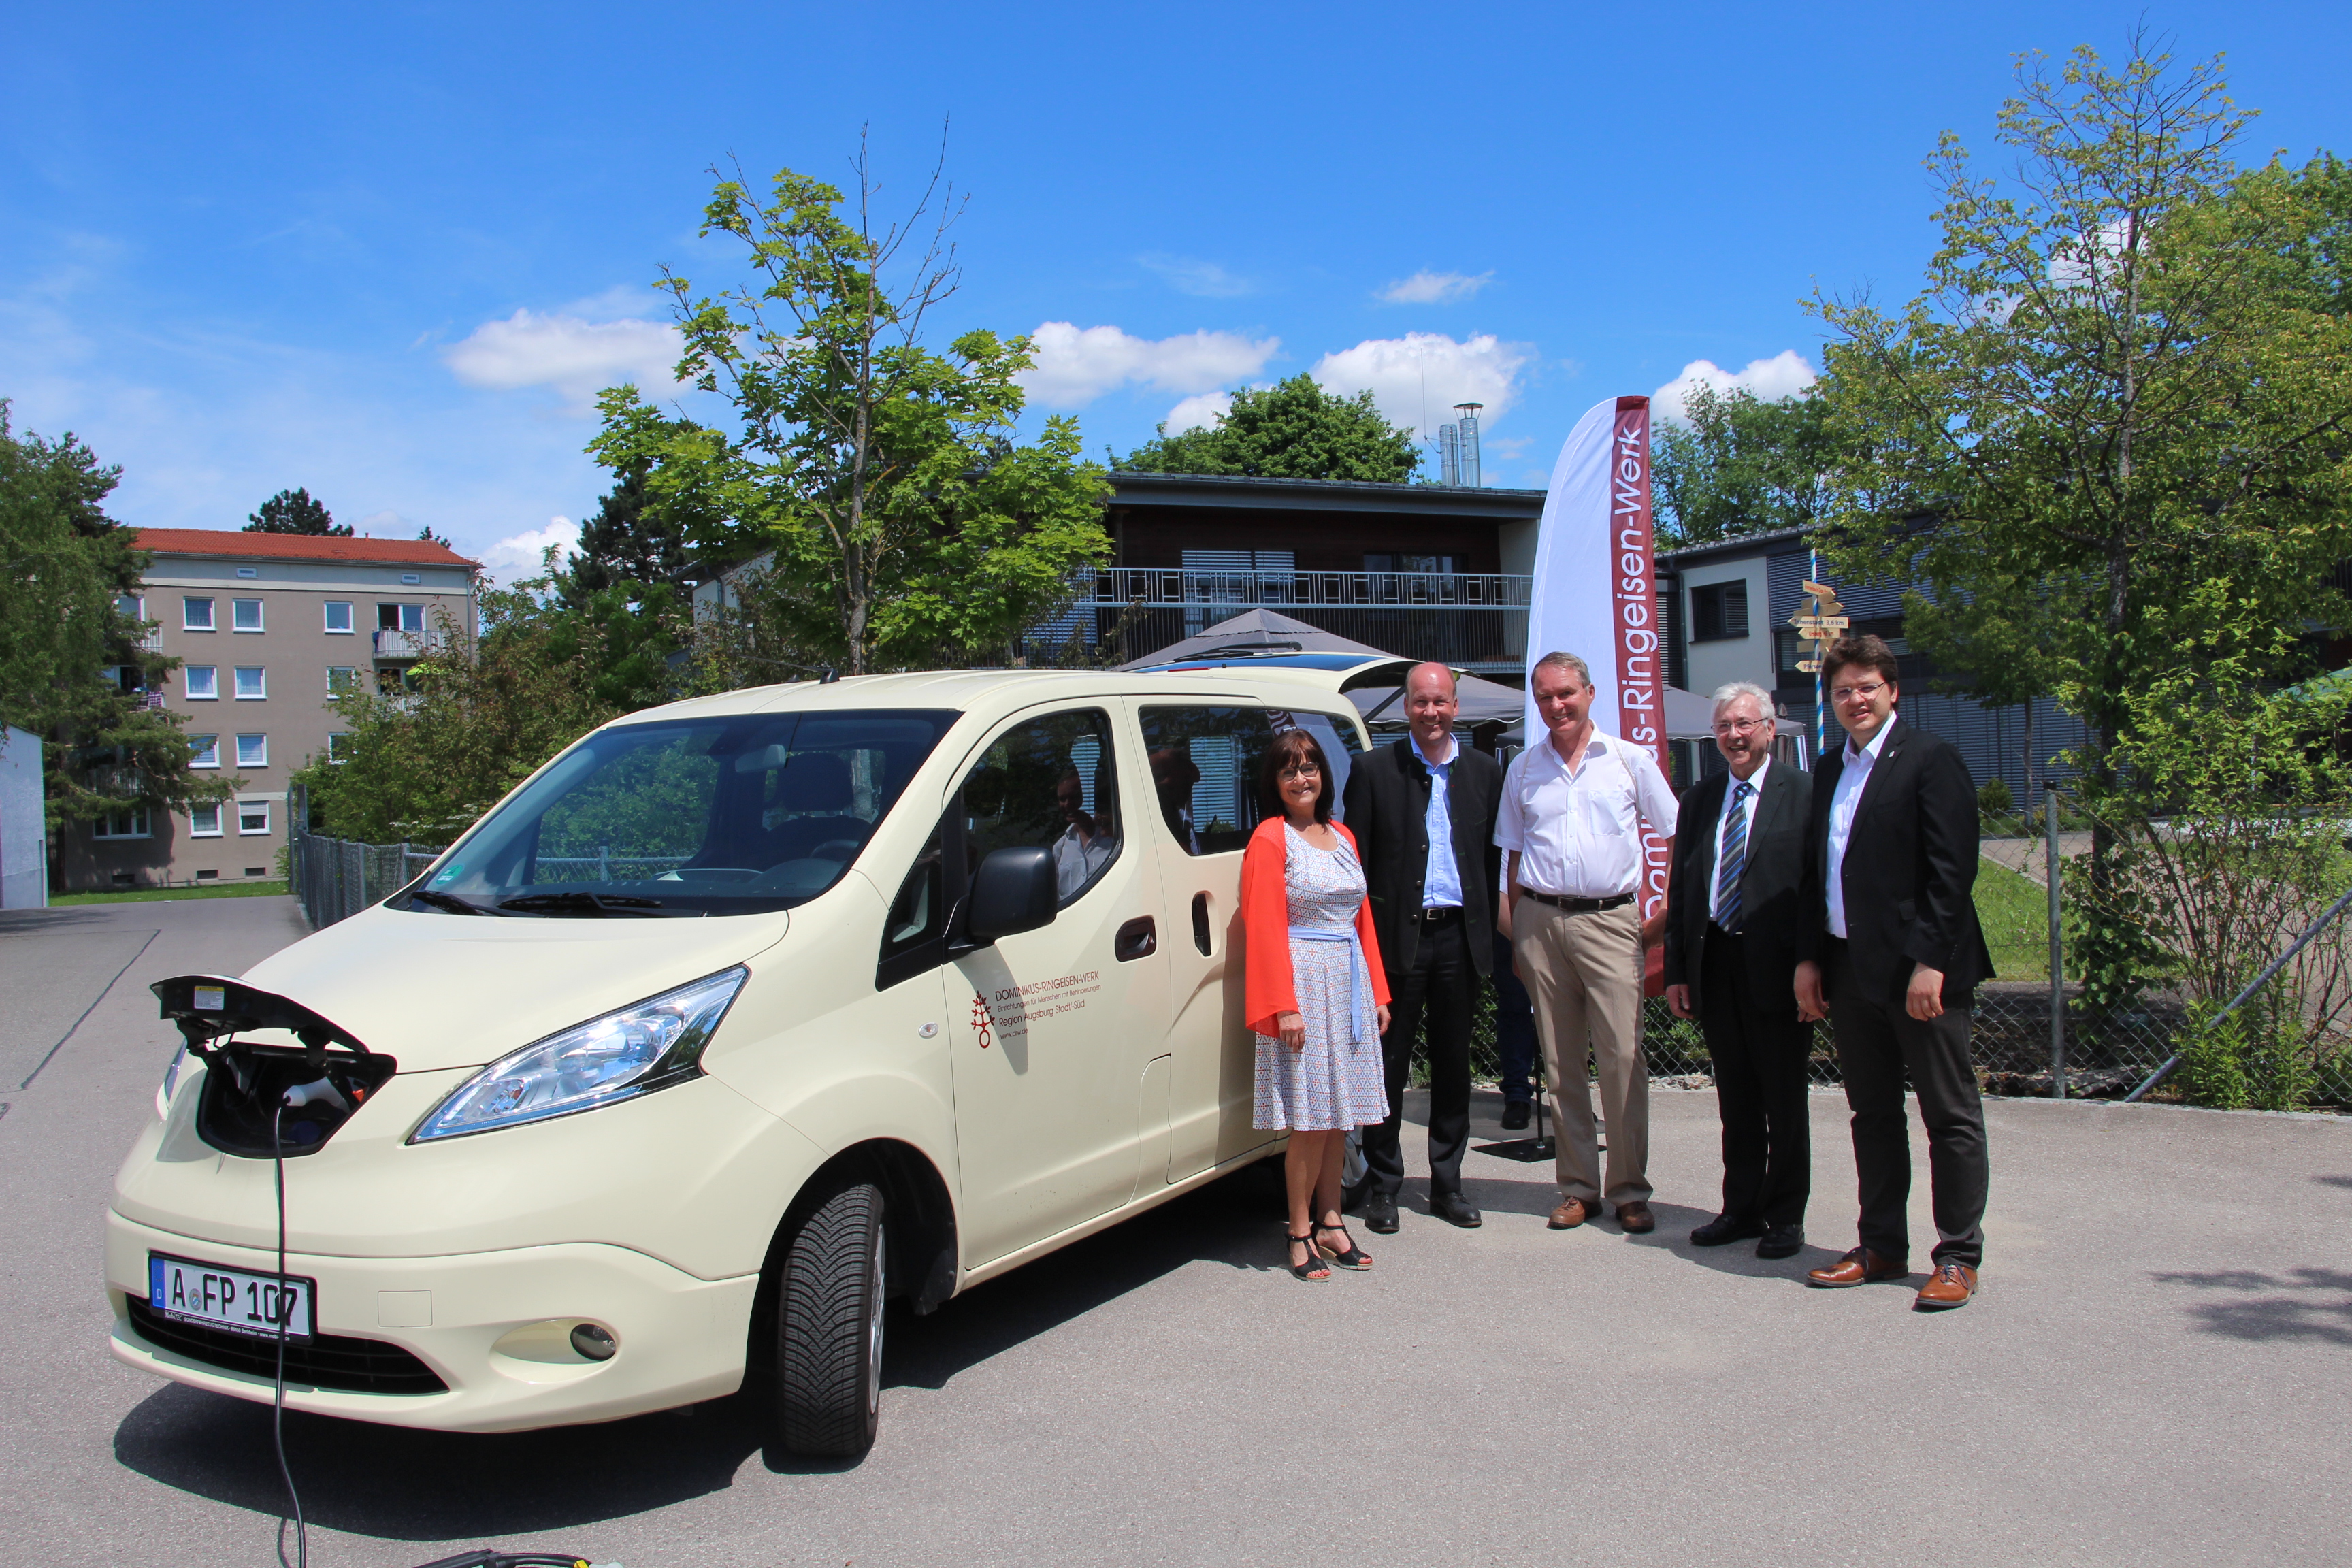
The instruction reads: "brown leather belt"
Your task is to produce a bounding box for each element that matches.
[1516,888,1633,914]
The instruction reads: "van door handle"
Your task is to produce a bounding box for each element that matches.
[1115,916,1157,962]
[1191,892,1213,956]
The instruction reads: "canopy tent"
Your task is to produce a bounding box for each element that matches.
[1122,608,1805,745]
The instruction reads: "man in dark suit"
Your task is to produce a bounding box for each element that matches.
[1663,681,1814,1260]
[1794,634,1995,1311]
[1341,662,1503,1233]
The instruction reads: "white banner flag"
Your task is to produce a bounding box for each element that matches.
[1524,394,1670,917]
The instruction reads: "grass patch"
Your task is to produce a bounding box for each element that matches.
[53,880,289,906]
[1975,857,2051,982]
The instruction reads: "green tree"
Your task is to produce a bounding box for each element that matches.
[416,523,455,549]
[295,572,636,843]
[591,148,1112,676]
[1650,384,1834,547]
[1119,374,1421,481]
[557,461,696,609]
[245,487,351,536]
[0,402,236,830]
[1808,38,2352,1012]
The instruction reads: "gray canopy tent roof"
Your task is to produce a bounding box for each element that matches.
[1122,608,1802,742]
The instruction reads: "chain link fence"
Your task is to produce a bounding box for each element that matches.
[1443,800,2349,1111]
[289,828,444,930]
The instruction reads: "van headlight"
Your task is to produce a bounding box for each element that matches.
[410,967,748,1142]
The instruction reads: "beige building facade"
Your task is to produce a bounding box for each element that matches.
[58,529,477,893]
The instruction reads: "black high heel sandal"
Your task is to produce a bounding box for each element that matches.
[1286,1229,1331,1281]
[1314,1220,1373,1270]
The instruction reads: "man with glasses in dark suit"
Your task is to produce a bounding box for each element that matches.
[1794,634,1994,1311]
[1663,682,1813,1260]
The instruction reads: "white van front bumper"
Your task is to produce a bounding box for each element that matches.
[106,1210,760,1433]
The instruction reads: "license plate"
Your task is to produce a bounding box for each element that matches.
[148,1253,315,1343]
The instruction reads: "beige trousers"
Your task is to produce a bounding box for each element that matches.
[1512,898,1650,1205]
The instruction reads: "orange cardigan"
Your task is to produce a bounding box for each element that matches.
[1241,815,1392,1038]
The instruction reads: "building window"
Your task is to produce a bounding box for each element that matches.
[184,597,216,632]
[235,733,268,767]
[185,666,219,700]
[117,593,146,620]
[232,598,265,632]
[327,666,361,693]
[233,666,266,700]
[378,602,426,632]
[191,804,223,838]
[238,800,272,836]
[327,732,352,763]
[189,734,220,768]
[1690,580,1750,642]
[235,566,259,579]
[94,806,153,838]
[324,600,354,634]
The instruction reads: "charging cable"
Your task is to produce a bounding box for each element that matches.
[263,1089,608,1568]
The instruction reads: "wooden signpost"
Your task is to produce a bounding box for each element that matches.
[1791,576,1844,753]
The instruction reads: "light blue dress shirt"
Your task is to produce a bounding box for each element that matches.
[1418,735,1463,909]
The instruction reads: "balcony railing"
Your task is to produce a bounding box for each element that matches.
[1051,568,1533,672]
[372,628,430,661]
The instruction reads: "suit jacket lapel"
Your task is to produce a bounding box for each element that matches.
[1737,765,1791,899]
[1848,717,1906,834]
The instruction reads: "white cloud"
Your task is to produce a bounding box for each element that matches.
[442,310,683,412]
[1017,322,1280,408]
[1162,391,1232,434]
[1375,270,1493,305]
[1138,254,1256,298]
[1309,331,1533,440]
[477,517,580,587]
[1650,350,1816,422]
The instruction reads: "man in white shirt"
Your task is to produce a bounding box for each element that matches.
[1051,768,1117,900]
[1497,651,1679,1233]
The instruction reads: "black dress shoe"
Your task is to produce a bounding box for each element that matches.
[1690,1213,1765,1247]
[1364,1190,1401,1234]
[1756,1222,1803,1260]
[1429,1192,1483,1228]
[1499,1100,1531,1131]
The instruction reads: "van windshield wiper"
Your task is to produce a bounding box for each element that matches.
[407,889,506,916]
[496,891,672,917]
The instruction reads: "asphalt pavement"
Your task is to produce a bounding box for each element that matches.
[4,896,2349,1567]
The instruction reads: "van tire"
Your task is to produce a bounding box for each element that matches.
[774,1180,887,1458]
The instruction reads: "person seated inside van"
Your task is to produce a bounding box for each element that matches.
[1052,766,1118,900]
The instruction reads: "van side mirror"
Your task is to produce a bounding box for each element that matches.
[964,846,1058,945]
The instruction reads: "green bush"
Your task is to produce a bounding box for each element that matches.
[2176,994,2318,1112]
[1978,777,2014,818]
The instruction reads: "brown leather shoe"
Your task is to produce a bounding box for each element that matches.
[1806,1246,1907,1288]
[1547,1196,1599,1230]
[1615,1200,1656,1233]
[1914,1261,1978,1310]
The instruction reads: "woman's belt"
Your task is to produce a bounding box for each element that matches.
[1288,926,1377,1044]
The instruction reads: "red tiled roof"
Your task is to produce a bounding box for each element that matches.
[132,528,480,568]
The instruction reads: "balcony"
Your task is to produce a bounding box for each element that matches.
[1052,568,1533,674]
[372,628,430,662]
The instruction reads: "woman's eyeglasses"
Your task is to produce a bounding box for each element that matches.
[1278,760,1322,779]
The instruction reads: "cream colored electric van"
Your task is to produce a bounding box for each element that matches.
[108,660,1389,1456]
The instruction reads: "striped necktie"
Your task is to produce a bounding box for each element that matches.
[1715,780,1752,932]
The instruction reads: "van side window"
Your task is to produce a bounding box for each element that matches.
[876,823,947,991]
[960,709,1120,907]
[1139,706,1364,854]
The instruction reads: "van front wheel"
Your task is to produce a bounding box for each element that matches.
[772,1181,887,1458]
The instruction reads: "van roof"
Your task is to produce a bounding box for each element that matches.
[610,664,1388,729]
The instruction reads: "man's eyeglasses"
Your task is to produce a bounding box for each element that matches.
[1831,681,1889,703]
[1711,717,1767,736]
[1278,760,1322,779]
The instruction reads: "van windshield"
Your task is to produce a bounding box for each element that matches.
[406,709,958,918]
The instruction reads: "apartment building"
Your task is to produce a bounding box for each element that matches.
[54,529,478,892]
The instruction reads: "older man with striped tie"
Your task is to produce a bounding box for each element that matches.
[1661,682,1815,1259]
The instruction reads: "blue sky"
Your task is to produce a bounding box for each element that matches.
[6,2,2349,583]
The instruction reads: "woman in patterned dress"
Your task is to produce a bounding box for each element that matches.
[1241,728,1392,1281]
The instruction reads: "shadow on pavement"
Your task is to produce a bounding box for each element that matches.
[2152,1266,2352,1347]
[0,907,121,935]
[112,1163,1284,1537]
